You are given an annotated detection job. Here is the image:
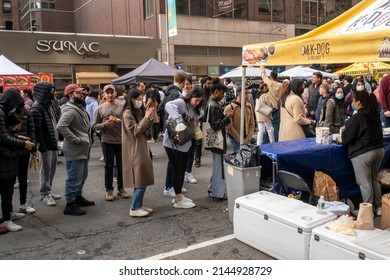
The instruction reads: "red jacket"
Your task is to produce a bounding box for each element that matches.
[379,74,390,112]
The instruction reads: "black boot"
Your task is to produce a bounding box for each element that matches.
[63,202,86,216]
[75,195,95,207]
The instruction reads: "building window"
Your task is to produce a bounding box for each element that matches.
[177,0,206,16]
[3,1,11,14]
[144,0,154,19]
[258,0,284,22]
[300,0,319,25]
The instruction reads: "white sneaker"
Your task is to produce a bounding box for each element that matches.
[100,156,104,162]
[10,212,25,220]
[164,187,176,198]
[182,187,187,193]
[376,207,382,216]
[50,192,62,200]
[172,196,193,204]
[1,221,22,232]
[129,209,149,217]
[43,194,56,206]
[184,172,198,184]
[173,197,196,209]
[19,204,36,214]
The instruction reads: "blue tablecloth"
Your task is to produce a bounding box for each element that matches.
[260,137,390,198]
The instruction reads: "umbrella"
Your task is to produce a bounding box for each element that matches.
[334,62,390,78]
[278,66,338,79]
[220,66,271,80]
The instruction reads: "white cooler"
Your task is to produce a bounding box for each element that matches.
[234,191,336,260]
[310,225,390,260]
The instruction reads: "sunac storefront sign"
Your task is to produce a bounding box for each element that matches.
[36,40,109,59]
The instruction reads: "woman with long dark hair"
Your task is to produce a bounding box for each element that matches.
[342,90,384,216]
[163,87,203,209]
[122,89,155,217]
[279,79,315,141]
[206,79,234,200]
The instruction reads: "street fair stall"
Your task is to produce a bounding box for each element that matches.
[242,0,390,66]
[334,61,390,79]
[0,54,53,90]
[260,137,390,198]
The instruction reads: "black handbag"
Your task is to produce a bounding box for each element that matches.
[166,117,194,146]
[301,124,316,138]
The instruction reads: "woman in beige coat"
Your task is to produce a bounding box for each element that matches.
[122,89,155,217]
[279,79,315,141]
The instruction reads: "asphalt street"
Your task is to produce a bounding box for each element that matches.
[0,137,273,260]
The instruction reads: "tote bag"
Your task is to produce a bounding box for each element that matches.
[202,104,224,150]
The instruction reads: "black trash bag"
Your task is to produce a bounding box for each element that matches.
[224,144,260,168]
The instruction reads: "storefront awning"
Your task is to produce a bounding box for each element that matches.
[76,72,119,85]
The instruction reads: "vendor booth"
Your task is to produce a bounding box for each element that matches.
[112,58,179,85]
[0,55,53,91]
[278,65,338,79]
[334,62,390,79]
[242,0,390,66]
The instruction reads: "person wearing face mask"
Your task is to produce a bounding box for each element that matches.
[31,82,62,207]
[279,79,315,141]
[319,87,345,134]
[342,90,384,217]
[57,84,95,216]
[122,89,155,217]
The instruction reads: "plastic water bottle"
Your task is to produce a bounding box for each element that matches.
[317,196,326,210]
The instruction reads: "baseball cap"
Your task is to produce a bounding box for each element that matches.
[236,84,253,93]
[103,84,116,92]
[64,84,84,96]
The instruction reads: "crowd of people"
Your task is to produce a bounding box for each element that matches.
[0,67,387,235]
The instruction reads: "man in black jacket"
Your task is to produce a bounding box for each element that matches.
[0,89,34,232]
[30,82,62,206]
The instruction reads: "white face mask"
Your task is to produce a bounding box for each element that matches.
[134,100,143,109]
[356,85,364,91]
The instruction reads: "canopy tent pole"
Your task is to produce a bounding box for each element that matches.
[240,66,247,145]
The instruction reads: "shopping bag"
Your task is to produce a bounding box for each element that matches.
[381,194,390,229]
[202,122,224,150]
[165,117,194,146]
[313,170,339,201]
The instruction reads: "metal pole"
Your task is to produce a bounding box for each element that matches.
[165,0,170,65]
[240,66,246,145]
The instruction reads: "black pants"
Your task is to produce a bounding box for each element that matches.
[0,177,16,222]
[18,153,30,206]
[164,147,188,195]
[101,143,123,191]
[149,123,159,140]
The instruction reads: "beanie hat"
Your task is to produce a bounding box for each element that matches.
[33,82,54,97]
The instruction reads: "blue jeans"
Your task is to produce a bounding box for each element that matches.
[208,152,225,198]
[229,137,240,152]
[65,159,89,203]
[131,188,146,210]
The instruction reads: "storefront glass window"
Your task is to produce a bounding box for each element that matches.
[258,0,284,22]
[177,0,206,16]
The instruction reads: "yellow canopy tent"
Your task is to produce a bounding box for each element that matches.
[242,0,390,66]
[334,62,390,79]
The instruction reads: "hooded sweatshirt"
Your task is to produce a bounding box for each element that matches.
[0,89,25,149]
[57,101,91,160]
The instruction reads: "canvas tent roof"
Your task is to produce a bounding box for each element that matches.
[334,61,390,77]
[278,66,338,79]
[0,54,32,75]
[220,66,271,79]
[242,0,390,66]
[112,58,179,85]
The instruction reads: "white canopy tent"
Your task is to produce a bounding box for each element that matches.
[278,66,338,79]
[220,66,271,80]
[0,54,31,75]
